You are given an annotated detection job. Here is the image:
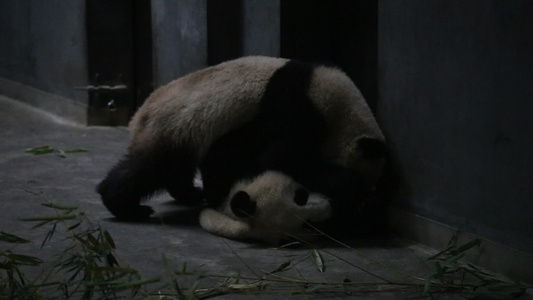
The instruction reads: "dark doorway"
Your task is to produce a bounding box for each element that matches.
[280,0,378,111]
[85,0,153,126]
[206,0,243,65]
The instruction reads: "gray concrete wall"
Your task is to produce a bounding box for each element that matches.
[0,0,88,104]
[152,0,208,87]
[242,0,280,57]
[2,1,531,260]
[378,0,533,254]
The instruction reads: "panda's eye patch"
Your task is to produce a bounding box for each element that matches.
[294,188,309,206]
[231,191,256,218]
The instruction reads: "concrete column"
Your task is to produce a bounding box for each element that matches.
[152,0,208,86]
[242,0,280,57]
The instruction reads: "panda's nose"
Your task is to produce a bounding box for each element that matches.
[294,188,309,206]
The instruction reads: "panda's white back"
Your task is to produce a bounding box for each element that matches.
[129,56,289,158]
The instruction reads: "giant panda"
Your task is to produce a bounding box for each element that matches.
[97,56,386,234]
[199,171,333,245]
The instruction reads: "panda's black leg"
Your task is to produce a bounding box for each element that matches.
[97,152,163,220]
[164,166,203,206]
[357,137,387,159]
[98,141,202,220]
[166,185,203,205]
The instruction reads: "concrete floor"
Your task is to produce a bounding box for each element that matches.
[1,95,530,299]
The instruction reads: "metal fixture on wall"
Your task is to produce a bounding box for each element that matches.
[84,0,152,126]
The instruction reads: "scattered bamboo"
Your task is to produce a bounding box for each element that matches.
[1,198,530,299]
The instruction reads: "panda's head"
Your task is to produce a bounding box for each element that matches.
[199,171,332,245]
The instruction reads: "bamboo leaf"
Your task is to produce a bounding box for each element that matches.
[311,250,325,272]
[304,284,324,293]
[278,241,301,248]
[227,283,261,290]
[14,267,27,285]
[41,203,79,211]
[456,239,481,254]
[427,245,455,260]
[86,233,98,248]
[40,223,57,248]
[464,263,501,281]
[106,253,119,267]
[20,214,78,222]
[103,230,116,249]
[30,219,53,229]
[7,254,43,266]
[270,260,291,273]
[0,231,30,244]
[57,150,67,158]
[25,146,54,155]
[67,222,81,231]
[0,262,11,270]
[24,146,87,157]
[444,252,465,265]
[25,145,51,152]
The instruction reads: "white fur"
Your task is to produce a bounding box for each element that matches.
[128,56,385,181]
[129,56,288,159]
[199,171,332,244]
[308,65,386,184]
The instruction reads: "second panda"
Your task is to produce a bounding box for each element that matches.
[97,56,386,237]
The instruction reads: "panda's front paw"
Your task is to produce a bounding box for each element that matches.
[113,205,155,221]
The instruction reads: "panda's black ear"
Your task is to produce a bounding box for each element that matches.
[294,188,309,206]
[230,191,257,218]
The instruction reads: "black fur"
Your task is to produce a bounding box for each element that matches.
[200,60,371,231]
[98,59,376,231]
[294,188,309,206]
[230,191,256,218]
[200,60,323,205]
[97,140,201,220]
[358,137,387,160]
